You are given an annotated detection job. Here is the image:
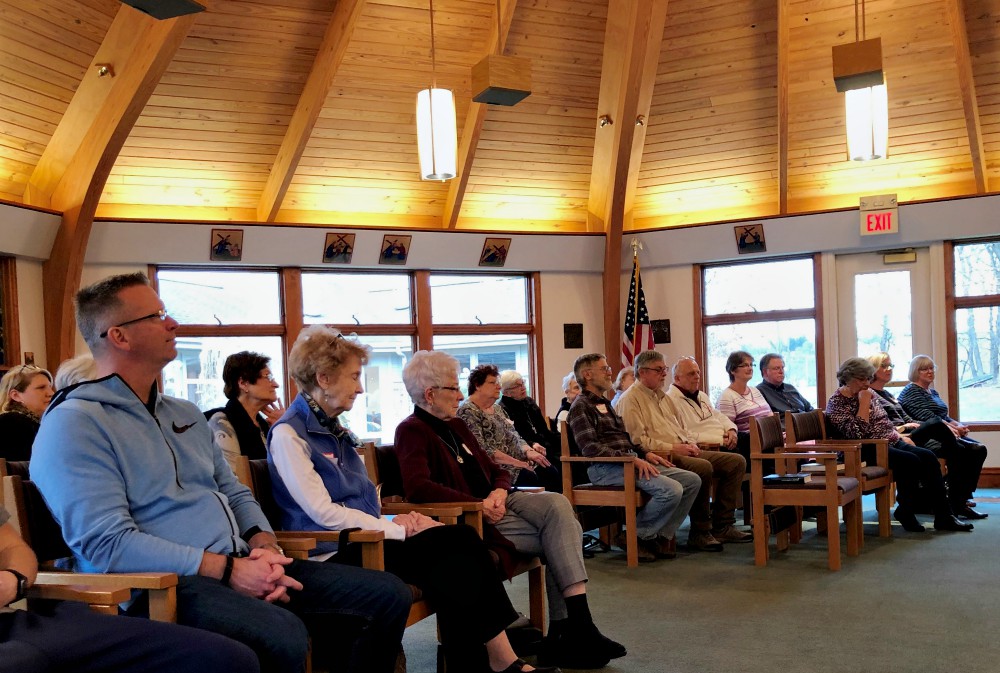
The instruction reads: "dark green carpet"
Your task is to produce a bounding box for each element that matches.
[402,491,999,672]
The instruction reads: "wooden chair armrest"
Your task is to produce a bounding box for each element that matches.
[378,504,465,518]
[790,441,860,452]
[751,452,838,461]
[279,530,386,543]
[28,583,133,604]
[35,571,178,590]
[696,443,723,450]
[560,455,638,463]
[274,536,317,552]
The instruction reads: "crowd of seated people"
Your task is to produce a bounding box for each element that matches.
[8,270,992,672]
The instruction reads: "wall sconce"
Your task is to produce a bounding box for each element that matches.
[833,25,887,161]
[598,115,613,128]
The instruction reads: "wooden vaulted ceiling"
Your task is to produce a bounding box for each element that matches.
[2,0,999,237]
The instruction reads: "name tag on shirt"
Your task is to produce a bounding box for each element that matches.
[596,404,609,414]
[322,451,339,465]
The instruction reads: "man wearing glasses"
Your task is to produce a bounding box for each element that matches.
[617,351,750,551]
[567,353,700,562]
[756,353,814,423]
[32,273,411,673]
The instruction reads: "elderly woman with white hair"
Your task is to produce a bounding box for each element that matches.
[825,357,972,533]
[555,373,580,424]
[267,327,557,673]
[497,370,561,465]
[395,351,625,671]
[609,367,634,409]
[53,354,97,391]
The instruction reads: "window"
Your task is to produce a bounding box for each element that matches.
[949,240,1000,423]
[698,256,823,405]
[155,267,541,443]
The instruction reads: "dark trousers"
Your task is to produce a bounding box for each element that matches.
[173,557,412,673]
[884,440,951,517]
[908,420,987,502]
[1,600,259,673]
[516,463,563,493]
[333,524,518,672]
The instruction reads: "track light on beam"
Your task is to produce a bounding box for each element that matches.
[833,36,888,161]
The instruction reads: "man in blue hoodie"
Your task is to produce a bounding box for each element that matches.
[32,273,411,673]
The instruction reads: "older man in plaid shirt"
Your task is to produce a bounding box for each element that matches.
[566,353,700,562]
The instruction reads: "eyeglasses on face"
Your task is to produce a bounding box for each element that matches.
[431,385,462,393]
[640,366,668,374]
[881,363,894,369]
[919,366,936,372]
[589,365,613,373]
[100,309,169,339]
[735,362,754,369]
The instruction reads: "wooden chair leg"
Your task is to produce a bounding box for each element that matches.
[826,504,841,571]
[789,506,803,543]
[752,497,768,567]
[877,487,892,537]
[846,500,860,558]
[624,504,639,568]
[527,563,546,635]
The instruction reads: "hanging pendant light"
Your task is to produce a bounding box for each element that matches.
[416,0,457,180]
[832,0,888,161]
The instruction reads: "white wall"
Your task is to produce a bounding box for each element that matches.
[539,272,605,415]
[15,259,47,369]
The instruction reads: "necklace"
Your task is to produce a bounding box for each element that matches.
[440,429,470,464]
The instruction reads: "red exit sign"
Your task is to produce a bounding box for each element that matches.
[859,194,898,236]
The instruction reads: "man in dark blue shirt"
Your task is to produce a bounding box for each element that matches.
[756,353,814,421]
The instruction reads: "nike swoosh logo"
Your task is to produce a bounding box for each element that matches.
[173,421,197,433]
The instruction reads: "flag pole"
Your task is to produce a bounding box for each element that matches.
[630,238,642,359]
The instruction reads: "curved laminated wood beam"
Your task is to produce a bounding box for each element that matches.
[257,0,367,222]
[36,5,206,366]
[947,0,988,193]
[591,0,670,365]
[777,0,790,214]
[444,0,519,229]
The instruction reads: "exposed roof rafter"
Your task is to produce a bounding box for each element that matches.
[37,4,205,365]
[258,0,367,223]
[444,0,520,229]
[947,0,989,193]
[777,0,790,214]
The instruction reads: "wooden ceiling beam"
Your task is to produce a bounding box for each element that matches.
[946,0,988,193]
[777,0,790,214]
[590,0,669,368]
[258,0,367,222]
[35,5,205,366]
[444,0,519,229]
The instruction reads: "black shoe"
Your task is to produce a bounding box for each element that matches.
[934,515,974,532]
[537,634,611,670]
[955,506,988,520]
[893,507,925,532]
[496,658,562,673]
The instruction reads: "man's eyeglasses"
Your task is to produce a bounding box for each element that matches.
[640,366,668,374]
[100,309,169,339]
[590,365,613,373]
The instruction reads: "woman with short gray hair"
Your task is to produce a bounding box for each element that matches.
[395,351,625,670]
[555,373,579,424]
[498,369,562,465]
[825,357,972,533]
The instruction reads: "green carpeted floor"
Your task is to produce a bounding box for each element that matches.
[402,490,1000,672]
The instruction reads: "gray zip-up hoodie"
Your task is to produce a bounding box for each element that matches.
[32,374,271,576]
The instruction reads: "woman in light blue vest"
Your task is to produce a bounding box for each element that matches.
[267,325,559,673]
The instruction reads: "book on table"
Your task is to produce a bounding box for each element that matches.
[798,460,865,473]
[763,472,813,485]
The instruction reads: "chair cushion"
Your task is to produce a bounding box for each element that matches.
[861,465,889,480]
[765,476,859,492]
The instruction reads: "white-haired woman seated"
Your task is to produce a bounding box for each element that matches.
[267,326,559,673]
[555,373,579,425]
[609,367,634,409]
[395,350,625,671]
[497,370,561,464]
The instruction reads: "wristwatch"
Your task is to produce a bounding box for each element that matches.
[3,568,28,602]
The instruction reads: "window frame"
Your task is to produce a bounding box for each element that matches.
[944,240,1000,430]
[0,256,20,368]
[694,254,825,403]
[151,266,546,416]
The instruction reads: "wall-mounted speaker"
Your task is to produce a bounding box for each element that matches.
[120,0,206,20]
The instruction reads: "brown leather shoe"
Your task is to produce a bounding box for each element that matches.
[713,524,753,543]
[650,536,676,559]
[614,531,656,562]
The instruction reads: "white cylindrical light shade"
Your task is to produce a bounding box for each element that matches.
[416,88,457,180]
[845,82,888,161]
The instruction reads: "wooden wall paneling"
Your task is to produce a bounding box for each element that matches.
[946,0,989,193]
[257,0,367,222]
[38,5,207,366]
[444,0,519,229]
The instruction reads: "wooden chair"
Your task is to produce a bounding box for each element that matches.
[558,422,650,568]
[785,410,893,541]
[749,415,862,571]
[2,475,178,620]
[362,443,547,632]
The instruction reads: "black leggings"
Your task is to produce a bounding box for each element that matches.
[331,523,518,672]
[881,440,951,517]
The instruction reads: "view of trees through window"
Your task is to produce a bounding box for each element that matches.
[954,241,1000,421]
[157,268,534,444]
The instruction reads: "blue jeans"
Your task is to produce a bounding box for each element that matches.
[174,558,412,673]
[587,462,701,540]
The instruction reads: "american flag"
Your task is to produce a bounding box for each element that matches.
[622,255,654,366]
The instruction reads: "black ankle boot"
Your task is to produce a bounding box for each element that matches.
[893,507,925,532]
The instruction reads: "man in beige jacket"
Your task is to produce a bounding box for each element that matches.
[616,351,751,551]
